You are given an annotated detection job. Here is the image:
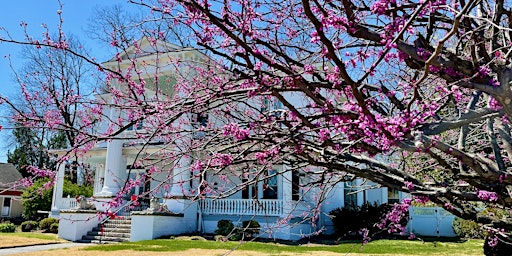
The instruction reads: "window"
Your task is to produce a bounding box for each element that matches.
[344,181,358,207]
[242,178,258,199]
[1,198,11,216]
[127,168,149,196]
[192,113,208,127]
[263,169,278,199]
[261,98,283,114]
[292,171,306,201]
[388,188,400,204]
[127,121,143,131]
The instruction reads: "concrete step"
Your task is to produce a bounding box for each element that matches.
[82,235,130,242]
[103,219,132,224]
[101,223,131,229]
[92,227,131,233]
[87,231,131,238]
[77,239,126,244]
[79,216,132,244]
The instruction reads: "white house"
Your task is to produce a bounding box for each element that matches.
[0,163,24,220]
[50,37,451,243]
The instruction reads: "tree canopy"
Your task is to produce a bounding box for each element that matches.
[2,0,512,249]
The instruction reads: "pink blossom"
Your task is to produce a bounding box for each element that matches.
[477,190,498,202]
[191,160,204,171]
[490,78,500,87]
[223,123,250,140]
[477,66,491,77]
[318,128,330,141]
[255,152,267,164]
[404,181,414,191]
[303,64,314,74]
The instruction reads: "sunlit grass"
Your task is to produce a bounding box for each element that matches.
[0,232,61,241]
[84,238,484,255]
[0,232,64,249]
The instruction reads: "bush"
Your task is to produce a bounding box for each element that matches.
[0,217,25,225]
[215,219,235,236]
[21,220,38,232]
[22,179,53,220]
[215,219,261,241]
[329,202,403,238]
[22,178,93,220]
[49,223,59,233]
[239,220,260,239]
[452,218,483,239]
[63,180,93,198]
[0,222,16,233]
[39,217,58,231]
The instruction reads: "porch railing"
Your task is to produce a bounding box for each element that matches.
[407,206,456,237]
[59,197,79,209]
[200,199,283,216]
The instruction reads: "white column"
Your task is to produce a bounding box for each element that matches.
[169,118,193,197]
[282,168,293,216]
[51,162,66,215]
[169,154,191,196]
[93,164,105,196]
[98,139,124,197]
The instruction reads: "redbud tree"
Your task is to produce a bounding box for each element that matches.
[2,0,512,248]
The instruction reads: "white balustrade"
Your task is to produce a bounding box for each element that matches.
[408,206,456,237]
[200,199,283,216]
[59,197,79,210]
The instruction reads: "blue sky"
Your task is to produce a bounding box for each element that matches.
[0,0,136,162]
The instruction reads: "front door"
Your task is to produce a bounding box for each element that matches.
[128,169,149,196]
[1,197,11,216]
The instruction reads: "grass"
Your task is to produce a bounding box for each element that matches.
[3,232,62,240]
[0,232,64,249]
[0,232,62,241]
[84,238,484,255]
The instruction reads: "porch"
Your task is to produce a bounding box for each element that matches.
[199,198,284,216]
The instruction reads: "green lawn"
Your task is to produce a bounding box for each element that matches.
[84,238,484,255]
[1,232,62,241]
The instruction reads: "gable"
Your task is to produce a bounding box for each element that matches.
[108,36,183,62]
[0,163,23,189]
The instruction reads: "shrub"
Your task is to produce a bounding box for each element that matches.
[453,207,508,239]
[215,219,235,236]
[21,220,38,232]
[22,178,93,220]
[239,220,260,239]
[39,217,58,231]
[0,222,16,233]
[452,218,483,239]
[215,219,261,241]
[63,180,93,198]
[0,217,25,225]
[329,202,403,239]
[49,223,59,234]
[22,179,53,220]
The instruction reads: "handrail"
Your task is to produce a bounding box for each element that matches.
[97,199,136,244]
[100,199,135,225]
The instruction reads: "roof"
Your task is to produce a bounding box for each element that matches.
[0,163,23,189]
[104,36,186,63]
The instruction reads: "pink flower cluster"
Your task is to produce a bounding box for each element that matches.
[223,123,250,140]
[254,146,280,164]
[377,198,411,234]
[191,160,204,171]
[371,0,395,15]
[212,153,233,167]
[477,190,498,202]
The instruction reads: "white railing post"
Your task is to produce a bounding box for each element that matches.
[199,199,283,216]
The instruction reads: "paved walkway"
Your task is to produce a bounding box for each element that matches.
[0,243,93,255]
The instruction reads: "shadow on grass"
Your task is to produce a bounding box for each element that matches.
[83,233,483,255]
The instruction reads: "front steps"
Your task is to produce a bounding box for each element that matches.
[77,216,131,244]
